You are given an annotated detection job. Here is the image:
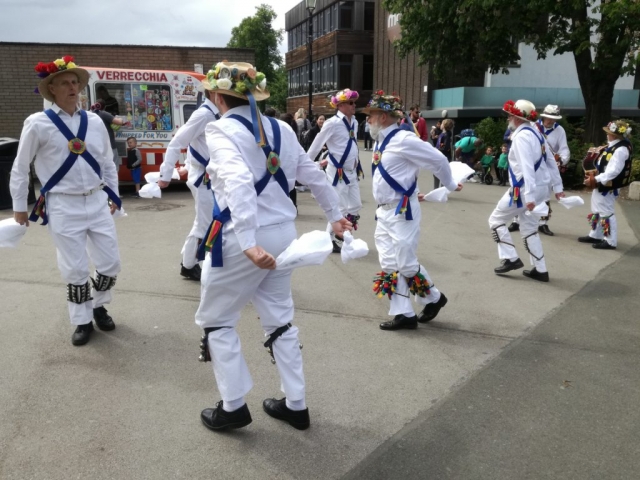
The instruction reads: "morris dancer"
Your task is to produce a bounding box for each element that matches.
[159,85,220,281]
[194,62,351,432]
[10,56,122,346]
[365,92,462,331]
[307,88,363,253]
[579,120,633,250]
[535,105,570,236]
[489,100,564,282]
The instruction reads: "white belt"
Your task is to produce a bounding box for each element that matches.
[378,193,418,210]
[57,185,104,196]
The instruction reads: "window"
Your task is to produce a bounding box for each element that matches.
[95,82,173,131]
[329,56,336,90]
[313,14,318,39]
[183,104,197,123]
[363,55,374,90]
[324,8,331,35]
[364,2,375,31]
[288,31,293,51]
[339,1,353,30]
[338,55,352,89]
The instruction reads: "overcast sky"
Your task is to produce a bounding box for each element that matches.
[0,0,297,57]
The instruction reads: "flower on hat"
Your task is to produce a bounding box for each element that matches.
[205,62,266,96]
[34,55,78,80]
[365,90,404,116]
[503,99,537,121]
[606,120,632,138]
[216,78,232,90]
[329,88,359,108]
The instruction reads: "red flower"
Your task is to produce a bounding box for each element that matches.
[62,55,74,63]
[46,62,59,73]
[34,62,48,73]
[529,111,538,121]
[376,90,385,95]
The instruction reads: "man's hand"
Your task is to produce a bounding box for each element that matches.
[158,180,170,189]
[331,218,353,237]
[110,202,119,215]
[319,159,328,168]
[555,192,566,200]
[418,193,425,202]
[14,211,29,226]
[526,202,535,211]
[244,246,276,270]
[455,183,463,192]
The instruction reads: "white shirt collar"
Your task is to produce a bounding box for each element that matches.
[51,103,81,117]
[379,123,399,140]
[608,138,621,147]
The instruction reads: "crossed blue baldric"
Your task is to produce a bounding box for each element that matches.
[189,104,220,189]
[328,117,363,185]
[508,126,545,208]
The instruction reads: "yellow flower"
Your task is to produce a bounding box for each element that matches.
[66,62,77,69]
[54,59,65,67]
[618,126,627,133]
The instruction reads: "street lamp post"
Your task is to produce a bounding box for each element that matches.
[306,0,316,119]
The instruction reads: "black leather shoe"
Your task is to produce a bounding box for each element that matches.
[418,293,448,323]
[578,236,600,244]
[538,225,554,236]
[71,322,94,346]
[494,258,524,274]
[201,401,252,431]
[379,314,418,331]
[180,263,201,281]
[263,398,310,430]
[93,306,115,331]
[592,241,616,250]
[523,268,549,282]
[508,222,520,232]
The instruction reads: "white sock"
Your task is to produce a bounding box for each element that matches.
[285,398,306,411]
[222,397,245,412]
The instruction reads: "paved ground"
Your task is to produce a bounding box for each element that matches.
[1,149,637,479]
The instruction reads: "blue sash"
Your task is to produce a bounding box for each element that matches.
[196,114,289,267]
[376,162,418,221]
[508,126,545,208]
[200,104,221,120]
[327,117,357,186]
[29,109,121,225]
[372,128,402,176]
[189,146,210,189]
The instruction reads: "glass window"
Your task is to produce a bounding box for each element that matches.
[364,2,375,31]
[338,54,352,89]
[329,56,336,90]
[313,14,318,39]
[96,82,172,131]
[288,31,293,51]
[183,104,197,123]
[333,4,339,31]
[324,8,331,35]
[363,55,374,90]
[339,1,353,30]
[301,21,307,44]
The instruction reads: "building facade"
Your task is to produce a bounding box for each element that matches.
[285,0,375,118]
[0,42,254,138]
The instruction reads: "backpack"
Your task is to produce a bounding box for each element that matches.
[301,127,314,151]
[460,128,475,138]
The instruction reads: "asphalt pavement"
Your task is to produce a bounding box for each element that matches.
[1,148,638,480]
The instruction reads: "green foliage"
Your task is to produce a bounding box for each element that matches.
[227,4,285,110]
[474,117,508,152]
[267,66,288,112]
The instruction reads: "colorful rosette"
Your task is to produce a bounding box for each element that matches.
[408,272,432,298]
[372,271,398,299]
[587,213,600,231]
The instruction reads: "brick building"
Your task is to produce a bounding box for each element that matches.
[0,42,254,138]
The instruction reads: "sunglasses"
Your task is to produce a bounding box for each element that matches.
[348,101,356,105]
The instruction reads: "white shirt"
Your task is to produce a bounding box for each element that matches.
[206,106,343,251]
[160,98,219,183]
[372,124,457,205]
[508,123,563,199]
[10,104,117,212]
[595,139,629,185]
[307,111,359,174]
[536,121,570,166]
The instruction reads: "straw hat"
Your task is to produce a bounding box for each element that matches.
[362,90,404,118]
[35,56,89,102]
[502,99,538,122]
[329,88,359,109]
[201,61,269,101]
[540,104,562,120]
[603,120,632,139]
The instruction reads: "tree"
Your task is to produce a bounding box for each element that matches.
[227,4,286,111]
[384,0,640,143]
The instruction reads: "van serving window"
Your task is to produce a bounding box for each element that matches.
[95,82,172,131]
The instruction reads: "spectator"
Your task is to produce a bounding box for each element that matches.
[497,144,509,186]
[126,137,142,197]
[437,119,454,161]
[455,135,483,168]
[363,118,373,150]
[96,85,120,116]
[409,104,428,141]
[264,107,277,117]
[478,146,495,183]
[90,100,128,170]
[430,120,442,146]
[280,113,303,205]
[305,114,326,158]
[295,108,311,142]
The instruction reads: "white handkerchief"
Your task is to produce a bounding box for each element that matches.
[525,203,549,217]
[144,168,179,184]
[340,231,369,264]
[0,218,27,248]
[139,183,161,198]
[449,161,475,185]
[422,187,450,203]
[559,196,585,209]
[276,230,333,270]
[113,206,128,219]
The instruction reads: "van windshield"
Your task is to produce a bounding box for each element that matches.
[95,82,173,131]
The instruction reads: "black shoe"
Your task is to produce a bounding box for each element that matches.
[262,398,310,430]
[538,225,554,236]
[180,263,201,281]
[592,241,616,250]
[578,236,601,244]
[494,258,524,274]
[379,314,418,331]
[418,293,448,323]
[332,239,343,253]
[201,401,252,431]
[93,306,115,331]
[508,222,520,232]
[523,268,550,282]
[71,322,94,346]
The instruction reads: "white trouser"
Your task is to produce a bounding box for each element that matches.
[46,191,121,325]
[182,181,214,268]
[489,186,548,272]
[539,186,553,226]
[374,197,441,317]
[588,189,618,246]
[195,222,304,403]
[325,167,362,239]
